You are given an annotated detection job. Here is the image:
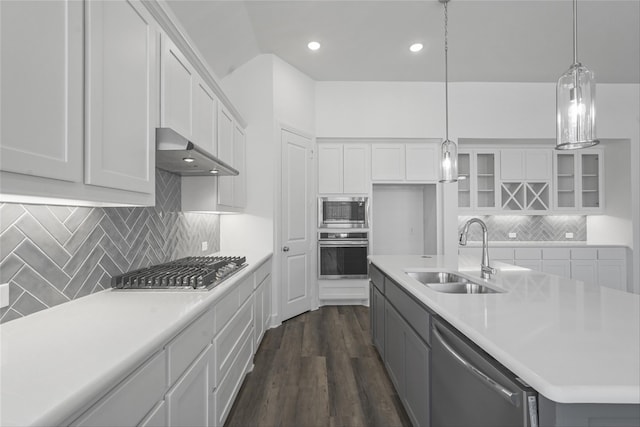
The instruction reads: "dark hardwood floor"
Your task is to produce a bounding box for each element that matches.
[224,306,411,427]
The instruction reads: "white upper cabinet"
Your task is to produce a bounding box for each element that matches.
[371,144,405,181]
[85,0,157,194]
[318,144,343,193]
[1,0,155,205]
[500,150,551,181]
[499,149,551,213]
[553,149,603,213]
[458,150,499,212]
[405,144,439,181]
[371,142,439,182]
[343,144,370,193]
[160,34,194,140]
[232,124,246,209]
[0,0,83,182]
[217,105,235,208]
[193,78,217,154]
[318,143,369,194]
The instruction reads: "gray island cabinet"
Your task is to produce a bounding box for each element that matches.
[368,259,640,427]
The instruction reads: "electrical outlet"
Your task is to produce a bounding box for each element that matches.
[201,241,208,251]
[565,232,574,239]
[508,232,517,239]
[0,283,9,309]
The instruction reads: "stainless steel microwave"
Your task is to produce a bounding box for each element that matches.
[318,197,369,228]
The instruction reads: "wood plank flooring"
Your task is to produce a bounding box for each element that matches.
[224,306,411,427]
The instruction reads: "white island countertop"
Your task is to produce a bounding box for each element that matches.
[0,251,272,427]
[369,254,640,405]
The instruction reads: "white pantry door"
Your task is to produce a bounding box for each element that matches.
[280,129,313,322]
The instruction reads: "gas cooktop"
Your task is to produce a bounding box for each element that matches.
[111,256,247,290]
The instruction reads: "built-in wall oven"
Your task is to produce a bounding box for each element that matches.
[318,232,368,279]
[318,197,369,229]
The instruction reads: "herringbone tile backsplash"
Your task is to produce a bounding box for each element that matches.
[0,169,220,323]
[458,215,587,242]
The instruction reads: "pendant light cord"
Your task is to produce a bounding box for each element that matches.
[444,0,449,141]
[573,0,578,65]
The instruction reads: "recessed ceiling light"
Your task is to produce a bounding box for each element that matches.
[209,169,219,174]
[182,157,195,163]
[409,43,423,53]
[308,41,321,51]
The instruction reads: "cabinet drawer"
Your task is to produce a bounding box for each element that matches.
[598,248,626,260]
[254,259,272,288]
[72,350,166,427]
[384,278,430,345]
[571,248,597,260]
[214,297,254,384]
[491,248,514,260]
[167,309,215,385]
[215,273,253,334]
[215,326,254,426]
[514,248,541,260]
[237,274,254,305]
[543,248,570,259]
[370,264,385,293]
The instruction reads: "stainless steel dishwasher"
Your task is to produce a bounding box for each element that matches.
[431,318,539,427]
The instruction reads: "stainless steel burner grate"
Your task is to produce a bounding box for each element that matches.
[111,256,247,290]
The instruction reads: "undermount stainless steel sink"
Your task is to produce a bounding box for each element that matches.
[405,271,503,294]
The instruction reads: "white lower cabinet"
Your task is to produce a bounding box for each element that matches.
[71,350,167,427]
[254,274,272,347]
[69,257,273,427]
[597,260,626,291]
[571,260,597,285]
[460,245,628,289]
[166,345,212,427]
[214,327,254,426]
[542,260,571,277]
[139,401,167,427]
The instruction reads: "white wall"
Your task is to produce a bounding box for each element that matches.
[316,81,640,290]
[222,54,316,323]
[273,56,316,134]
[220,55,275,254]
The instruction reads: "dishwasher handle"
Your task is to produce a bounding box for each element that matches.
[432,324,520,407]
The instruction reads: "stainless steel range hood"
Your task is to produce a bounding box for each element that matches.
[156,128,239,176]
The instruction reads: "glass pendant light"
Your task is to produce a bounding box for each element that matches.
[556,0,599,150]
[439,0,458,183]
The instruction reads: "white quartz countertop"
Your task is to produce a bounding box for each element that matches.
[461,241,630,248]
[0,251,273,427]
[368,254,640,405]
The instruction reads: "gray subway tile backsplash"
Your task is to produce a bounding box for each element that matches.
[0,169,220,323]
[458,215,587,242]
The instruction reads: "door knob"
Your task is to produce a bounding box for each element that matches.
[283,246,290,252]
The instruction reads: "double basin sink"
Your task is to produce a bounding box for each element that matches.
[405,271,504,294]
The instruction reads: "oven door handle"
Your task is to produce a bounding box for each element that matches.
[318,240,369,247]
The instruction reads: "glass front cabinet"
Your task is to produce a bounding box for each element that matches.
[458,150,500,212]
[553,150,603,213]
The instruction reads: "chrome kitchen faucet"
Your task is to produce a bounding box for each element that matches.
[459,218,497,279]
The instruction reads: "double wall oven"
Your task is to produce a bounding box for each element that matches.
[318,197,369,279]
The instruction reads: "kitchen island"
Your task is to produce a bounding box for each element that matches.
[369,254,640,426]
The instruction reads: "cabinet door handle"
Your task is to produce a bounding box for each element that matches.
[282,246,290,252]
[432,324,520,406]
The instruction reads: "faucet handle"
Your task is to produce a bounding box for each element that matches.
[481,264,497,278]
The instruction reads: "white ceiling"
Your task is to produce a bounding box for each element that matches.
[166,0,640,83]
